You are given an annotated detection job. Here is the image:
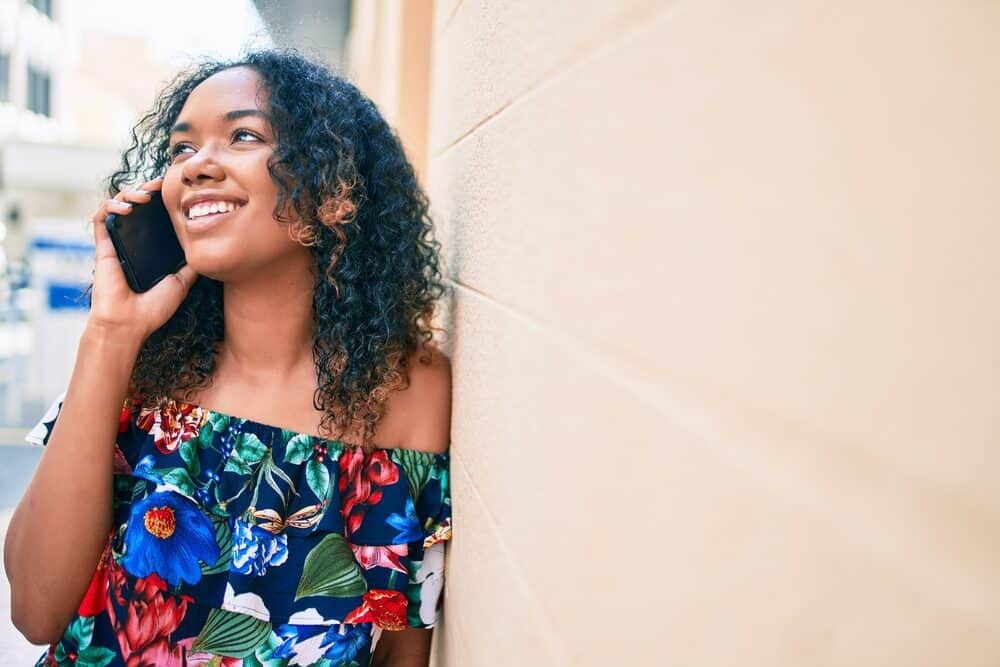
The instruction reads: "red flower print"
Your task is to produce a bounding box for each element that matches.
[77,536,113,616]
[184,650,243,666]
[105,560,195,666]
[349,543,408,573]
[112,445,133,475]
[366,452,400,486]
[343,589,408,631]
[338,449,400,534]
[107,552,129,609]
[119,405,132,433]
[136,400,206,455]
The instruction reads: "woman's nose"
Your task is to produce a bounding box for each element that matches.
[180,145,225,185]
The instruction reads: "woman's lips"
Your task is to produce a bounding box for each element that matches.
[184,205,241,232]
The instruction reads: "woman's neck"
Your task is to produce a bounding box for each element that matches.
[217,261,317,384]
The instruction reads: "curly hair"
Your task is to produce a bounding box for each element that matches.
[101,47,449,453]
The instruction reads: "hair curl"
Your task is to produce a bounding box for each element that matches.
[102,47,449,453]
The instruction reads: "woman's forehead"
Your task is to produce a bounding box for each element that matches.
[185,67,265,112]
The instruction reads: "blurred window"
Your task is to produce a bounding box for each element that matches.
[28,0,53,18]
[27,66,51,116]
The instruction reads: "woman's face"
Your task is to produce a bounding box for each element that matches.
[161,66,310,282]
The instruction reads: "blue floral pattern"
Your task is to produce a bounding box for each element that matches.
[122,489,221,587]
[231,518,290,576]
[25,393,453,667]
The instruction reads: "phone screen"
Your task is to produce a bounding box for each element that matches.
[105,191,187,293]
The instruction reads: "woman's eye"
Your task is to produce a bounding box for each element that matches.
[168,131,261,159]
[233,129,261,142]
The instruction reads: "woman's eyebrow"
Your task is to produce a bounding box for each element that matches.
[170,109,269,135]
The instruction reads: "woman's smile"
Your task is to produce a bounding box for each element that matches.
[159,67,308,281]
[183,200,246,233]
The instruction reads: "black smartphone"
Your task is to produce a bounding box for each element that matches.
[105,190,186,293]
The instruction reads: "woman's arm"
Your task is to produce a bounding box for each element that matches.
[4,179,197,644]
[3,325,141,644]
[371,627,434,667]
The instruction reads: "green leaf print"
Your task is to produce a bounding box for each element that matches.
[239,629,291,667]
[202,515,233,574]
[224,454,254,475]
[159,467,196,497]
[51,615,115,667]
[178,437,201,476]
[284,433,314,464]
[294,533,367,600]
[393,448,434,504]
[74,646,116,667]
[191,608,273,658]
[198,412,230,448]
[235,432,268,465]
[209,411,231,433]
[406,572,425,626]
[305,458,330,501]
[66,614,94,650]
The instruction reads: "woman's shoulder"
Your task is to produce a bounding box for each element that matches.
[383,345,452,456]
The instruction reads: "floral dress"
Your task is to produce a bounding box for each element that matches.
[23,392,453,666]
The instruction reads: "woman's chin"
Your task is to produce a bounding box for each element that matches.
[183,242,314,285]
[184,255,235,282]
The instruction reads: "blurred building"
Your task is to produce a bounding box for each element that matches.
[251,0,351,74]
[0,0,211,426]
[0,0,91,426]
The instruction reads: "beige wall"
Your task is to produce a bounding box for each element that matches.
[351,1,1000,664]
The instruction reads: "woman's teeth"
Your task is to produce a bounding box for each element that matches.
[187,201,243,219]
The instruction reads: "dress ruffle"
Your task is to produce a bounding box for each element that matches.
[26,393,453,666]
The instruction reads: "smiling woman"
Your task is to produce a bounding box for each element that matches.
[3,48,453,667]
[161,77,299,277]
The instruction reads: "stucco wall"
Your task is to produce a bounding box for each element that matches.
[353,1,1000,664]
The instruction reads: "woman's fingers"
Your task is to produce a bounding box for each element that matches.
[90,198,131,223]
[104,177,163,208]
[117,176,162,202]
[145,262,199,319]
[91,205,119,263]
[140,176,164,190]
[117,189,153,205]
[90,200,132,246]
[89,176,165,266]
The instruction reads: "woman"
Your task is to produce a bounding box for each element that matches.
[4,48,453,667]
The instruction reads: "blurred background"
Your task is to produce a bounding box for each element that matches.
[2,0,999,665]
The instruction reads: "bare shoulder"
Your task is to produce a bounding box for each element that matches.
[387,344,452,455]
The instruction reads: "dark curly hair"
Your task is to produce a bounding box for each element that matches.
[102,47,449,453]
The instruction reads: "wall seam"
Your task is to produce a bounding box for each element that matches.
[449,280,1000,623]
[434,0,464,40]
[430,0,677,158]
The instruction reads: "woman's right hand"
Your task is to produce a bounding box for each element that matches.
[87,176,199,344]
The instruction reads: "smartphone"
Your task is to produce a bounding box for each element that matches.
[105,190,187,293]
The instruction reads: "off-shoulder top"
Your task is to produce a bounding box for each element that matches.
[24,392,452,667]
